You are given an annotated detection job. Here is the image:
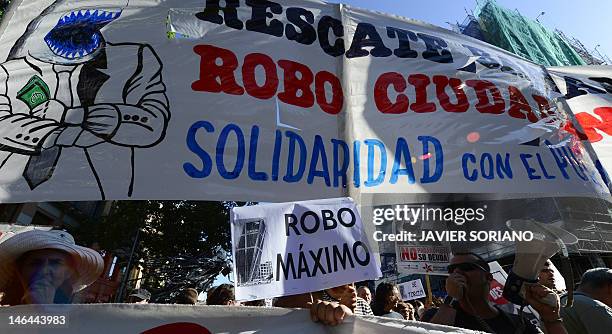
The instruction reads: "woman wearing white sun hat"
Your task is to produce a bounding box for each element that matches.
[0,229,103,305]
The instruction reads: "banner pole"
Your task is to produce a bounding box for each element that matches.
[425,273,433,304]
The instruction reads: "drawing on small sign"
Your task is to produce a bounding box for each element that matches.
[235,219,273,287]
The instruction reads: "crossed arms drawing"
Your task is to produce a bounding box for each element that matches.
[0,42,170,197]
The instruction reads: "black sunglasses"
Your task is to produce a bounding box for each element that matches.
[447,262,488,274]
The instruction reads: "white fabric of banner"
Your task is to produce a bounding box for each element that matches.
[0,304,480,333]
[547,65,612,189]
[0,0,608,203]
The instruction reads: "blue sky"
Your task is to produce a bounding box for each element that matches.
[330,0,611,63]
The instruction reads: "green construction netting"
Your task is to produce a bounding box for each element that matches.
[475,0,586,66]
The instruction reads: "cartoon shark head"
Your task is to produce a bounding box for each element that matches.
[9,0,129,64]
[44,8,122,61]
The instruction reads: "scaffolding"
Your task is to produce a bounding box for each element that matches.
[471,0,587,66]
[454,14,487,42]
[555,29,611,65]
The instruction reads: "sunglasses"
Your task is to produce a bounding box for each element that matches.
[447,262,488,274]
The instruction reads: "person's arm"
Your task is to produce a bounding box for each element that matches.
[428,304,457,326]
[429,273,465,326]
[43,44,170,149]
[525,284,567,334]
[86,44,169,147]
[0,64,60,154]
[274,291,353,326]
[309,299,353,326]
[571,300,612,334]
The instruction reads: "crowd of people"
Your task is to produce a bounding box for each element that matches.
[1,229,611,333]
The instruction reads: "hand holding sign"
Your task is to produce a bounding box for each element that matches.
[309,300,353,326]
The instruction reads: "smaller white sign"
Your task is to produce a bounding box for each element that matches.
[396,245,451,275]
[230,198,381,301]
[398,279,425,301]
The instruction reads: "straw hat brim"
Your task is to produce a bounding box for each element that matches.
[0,230,103,293]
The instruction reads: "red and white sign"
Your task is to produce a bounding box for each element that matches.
[548,65,612,189]
[397,245,451,275]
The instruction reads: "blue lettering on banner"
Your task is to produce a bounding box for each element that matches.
[284,130,307,183]
[307,135,331,186]
[332,139,349,188]
[462,153,478,182]
[353,140,361,188]
[461,152,513,182]
[272,130,282,181]
[184,121,595,188]
[364,139,386,187]
[545,140,589,181]
[520,153,541,180]
[248,125,268,181]
[419,136,443,183]
[216,124,245,179]
[185,121,443,187]
[390,138,415,184]
[184,121,214,178]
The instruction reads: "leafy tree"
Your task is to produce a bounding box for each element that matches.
[0,1,9,22]
[72,201,236,302]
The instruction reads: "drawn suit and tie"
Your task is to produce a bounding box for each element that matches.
[0,0,169,200]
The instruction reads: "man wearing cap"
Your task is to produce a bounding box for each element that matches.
[128,288,151,304]
[560,268,612,334]
[0,229,103,305]
[425,252,568,334]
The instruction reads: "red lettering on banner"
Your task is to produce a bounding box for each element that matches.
[408,74,436,113]
[242,53,278,99]
[433,75,469,113]
[374,72,408,114]
[278,60,315,108]
[466,79,505,114]
[566,107,612,143]
[532,94,552,118]
[315,71,344,114]
[507,85,538,122]
[192,44,343,114]
[192,45,244,95]
[564,121,589,141]
[191,44,556,124]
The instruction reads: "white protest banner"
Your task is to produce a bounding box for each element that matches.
[0,1,607,203]
[547,66,612,188]
[0,304,479,334]
[230,197,381,301]
[396,245,450,275]
[398,279,425,301]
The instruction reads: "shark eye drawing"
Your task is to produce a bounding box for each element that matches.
[44,9,122,60]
